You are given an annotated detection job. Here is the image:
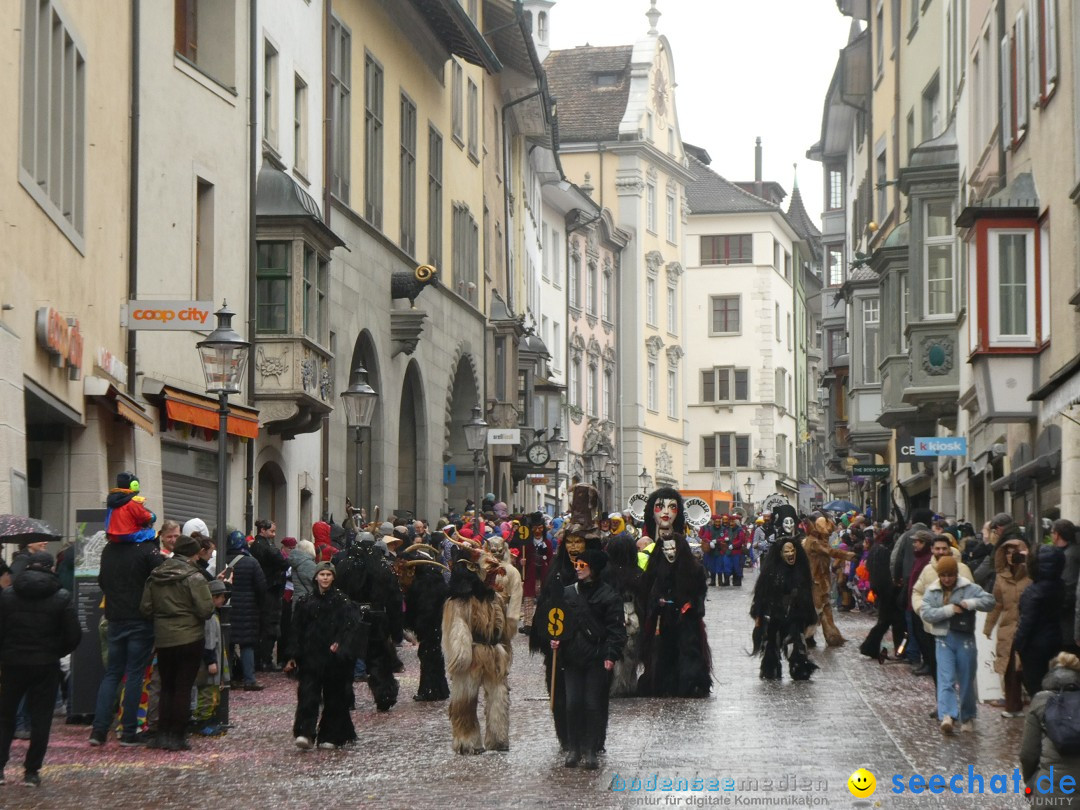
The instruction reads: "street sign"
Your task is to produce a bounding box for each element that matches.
[852,464,890,476]
[443,464,456,484]
[913,437,967,457]
[122,300,214,330]
[487,428,521,445]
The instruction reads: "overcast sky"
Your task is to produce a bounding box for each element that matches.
[548,0,854,226]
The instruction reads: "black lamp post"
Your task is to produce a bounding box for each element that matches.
[196,302,250,726]
[548,425,568,509]
[744,476,756,514]
[463,404,487,539]
[586,441,609,493]
[340,366,378,521]
[638,466,651,494]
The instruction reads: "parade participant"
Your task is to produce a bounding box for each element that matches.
[486,531,523,629]
[554,549,626,770]
[334,534,403,712]
[752,515,771,568]
[724,515,748,587]
[104,472,156,544]
[698,514,727,587]
[859,525,905,660]
[803,512,855,647]
[637,488,711,698]
[442,543,512,754]
[249,519,289,670]
[603,534,645,697]
[750,507,817,680]
[284,562,363,750]
[531,485,603,748]
[514,512,551,633]
[400,543,451,702]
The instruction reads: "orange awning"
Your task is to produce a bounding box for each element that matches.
[163,388,259,439]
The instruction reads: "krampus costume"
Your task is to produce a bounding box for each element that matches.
[602,534,645,697]
[750,505,818,680]
[637,488,712,697]
[333,536,403,711]
[441,542,513,754]
[530,485,603,748]
[400,544,451,702]
[803,512,855,647]
[486,533,523,628]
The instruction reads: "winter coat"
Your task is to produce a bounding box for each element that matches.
[140,557,215,648]
[287,585,365,669]
[560,579,627,667]
[1014,545,1065,657]
[99,540,165,622]
[290,546,317,600]
[906,546,932,610]
[105,489,156,543]
[890,522,929,585]
[974,523,1024,589]
[0,568,82,666]
[867,540,894,601]
[920,576,996,637]
[249,535,289,590]
[983,541,1032,674]
[911,550,974,631]
[227,551,267,645]
[1060,541,1080,643]
[312,521,335,563]
[1020,665,1080,802]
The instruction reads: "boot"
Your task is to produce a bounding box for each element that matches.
[582,750,599,770]
[720,575,730,586]
[709,575,717,587]
[564,750,580,768]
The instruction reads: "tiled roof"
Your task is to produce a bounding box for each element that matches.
[686,154,779,215]
[848,265,877,282]
[544,46,633,143]
[785,186,821,241]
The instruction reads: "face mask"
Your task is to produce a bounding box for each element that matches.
[662,538,677,562]
[564,535,586,562]
[782,542,796,566]
[782,517,795,535]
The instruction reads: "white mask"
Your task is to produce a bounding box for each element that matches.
[783,516,795,535]
[662,538,677,563]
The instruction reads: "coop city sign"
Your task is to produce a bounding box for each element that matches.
[122,301,213,330]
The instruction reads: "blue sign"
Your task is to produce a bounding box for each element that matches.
[443,464,457,484]
[913,437,967,457]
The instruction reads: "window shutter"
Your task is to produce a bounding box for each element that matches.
[1027,0,1039,106]
[1044,0,1058,86]
[1000,34,1012,149]
[1015,11,1028,130]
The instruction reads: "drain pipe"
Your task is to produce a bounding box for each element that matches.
[244,0,258,535]
[501,88,545,316]
[125,0,140,396]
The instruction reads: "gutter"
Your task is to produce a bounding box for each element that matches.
[125,0,140,395]
[245,0,258,533]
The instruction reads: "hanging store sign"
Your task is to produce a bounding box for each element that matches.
[95,346,128,384]
[913,437,968,457]
[36,307,83,380]
[122,300,214,330]
[487,428,521,445]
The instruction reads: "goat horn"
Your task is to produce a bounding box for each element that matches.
[403,559,450,574]
[403,543,441,557]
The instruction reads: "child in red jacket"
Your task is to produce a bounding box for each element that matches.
[105,472,156,543]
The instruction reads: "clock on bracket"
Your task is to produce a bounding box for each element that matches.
[526,442,551,466]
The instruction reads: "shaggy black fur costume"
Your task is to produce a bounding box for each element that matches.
[402,552,450,701]
[602,535,645,699]
[750,527,818,681]
[334,540,403,711]
[637,488,712,698]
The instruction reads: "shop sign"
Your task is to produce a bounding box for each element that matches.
[122,300,213,330]
[487,428,521,445]
[913,437,968,457]
[36,307,83,380]
[95,346,128,384]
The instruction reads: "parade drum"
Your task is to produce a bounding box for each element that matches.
[684,497,712,529]
[627,493,648,523]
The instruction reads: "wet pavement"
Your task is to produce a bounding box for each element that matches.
[0,570,1034,809]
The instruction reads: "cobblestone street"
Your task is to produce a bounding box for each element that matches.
[1,570,1031,809]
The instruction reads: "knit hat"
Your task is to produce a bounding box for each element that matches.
[577,549,608,576]
[208,579,228,596]
[281,536,297,549]
[173,535,201,558]
[315,561,336,576]
[379,522,394,537]
[936,556,958,577]
[183,518,210,538]
[227,531,247,553]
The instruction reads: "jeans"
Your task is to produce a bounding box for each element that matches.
[92,619,156,737]
[0,664,61,775]
[936,632,978,723]
[239,645,257,685]
[904,610,923,663]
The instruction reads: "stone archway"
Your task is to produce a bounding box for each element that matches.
[257,459,287,528]
[397,360,426,519]
[444,348,482,516]
[347,330,381,518]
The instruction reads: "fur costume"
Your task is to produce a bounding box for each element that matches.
[802,512,855,647]
[486,534,523,627]
[441,545,513,754]
[401,545,451,702]
[531,485,603,748]
[637,488,712,698]
[750,506,818,681]
[334,538,403,711]
[602,535,645,698]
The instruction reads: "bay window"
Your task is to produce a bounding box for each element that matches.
[924,200,955,317]
[989,229,1035,345]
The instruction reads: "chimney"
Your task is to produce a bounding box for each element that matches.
[754,137,763,199]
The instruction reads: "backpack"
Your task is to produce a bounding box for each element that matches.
[1044,687,1080,755]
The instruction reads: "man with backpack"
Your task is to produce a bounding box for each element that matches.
[1020,651,1080,804]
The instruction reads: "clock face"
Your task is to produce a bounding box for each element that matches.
[527,442,550,466]
[652,70,668,117]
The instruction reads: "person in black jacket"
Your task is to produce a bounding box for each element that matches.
[225,530,268,690]
[249,519,289,670]
[1015,544,1065,699]
[553,549,626,770]
[90,538,164,746]
[859,526,906,660]
[0,552,82,787]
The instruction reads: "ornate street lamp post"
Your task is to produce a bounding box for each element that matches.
[547,425,568,509]
[340,366,378,521]
[196,302,250,727]
[463,404,488,539]
[638,466,652,494]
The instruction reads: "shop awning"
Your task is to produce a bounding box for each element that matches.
[162,387,259,439]
[84,376,155,435]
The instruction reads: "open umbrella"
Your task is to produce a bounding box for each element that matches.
[822,500,859,514]
[0,515,62,544]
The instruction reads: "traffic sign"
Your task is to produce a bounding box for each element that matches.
[852,464,890,477]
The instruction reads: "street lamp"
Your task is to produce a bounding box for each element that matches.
[744,476,756,513]
[586,441,609,492]
[463,404,487,539]
[754,449,768,479]
[548,425,568,509]
[340,366,378,522]
[638,466,651,494]
[196,302,250,727]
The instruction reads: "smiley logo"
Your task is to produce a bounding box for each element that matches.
[847,768,876,797]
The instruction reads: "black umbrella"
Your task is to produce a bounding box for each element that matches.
[0,515,62,544]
